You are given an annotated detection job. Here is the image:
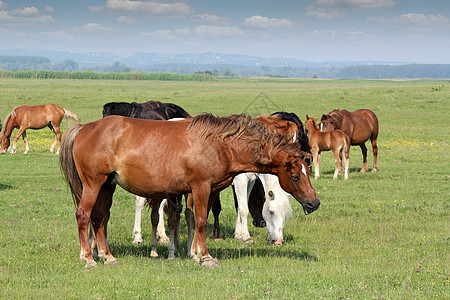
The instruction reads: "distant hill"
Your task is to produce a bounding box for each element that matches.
[0,47,449,79]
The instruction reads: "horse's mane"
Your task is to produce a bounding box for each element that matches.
[325,109,345,121]
[188,114,305,165]
[0,108,16,136]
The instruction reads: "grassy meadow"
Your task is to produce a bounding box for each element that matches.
[0,78,448,299]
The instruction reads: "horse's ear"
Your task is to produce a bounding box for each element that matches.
[314,117,318,122]
[321,114,327,120]
[305,114,309,119]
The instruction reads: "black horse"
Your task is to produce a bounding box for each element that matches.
[102,100,191,120]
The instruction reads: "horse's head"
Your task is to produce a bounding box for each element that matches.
[256,115,299,143]
[0,134,9,154]
[304,115,319,134]
[320,114,336,132]
[272,152,320,215]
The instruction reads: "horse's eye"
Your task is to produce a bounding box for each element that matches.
[292,174,300,181]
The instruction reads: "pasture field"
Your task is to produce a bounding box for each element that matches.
[0,78,448,299]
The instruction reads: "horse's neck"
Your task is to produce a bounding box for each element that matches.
[308,123,320,134]
[2,116,16,137]
[226,139,275,175]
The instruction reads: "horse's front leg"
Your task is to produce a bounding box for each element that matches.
[11,127,26,154]
[22,131,30,154]
[156,199,169,243]
[132,196,146,244]
[233,175,255,243]
[312,148,320,179]
[211,195,221,239]
[191,186,218,267]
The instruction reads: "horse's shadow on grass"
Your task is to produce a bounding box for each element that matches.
[0,183,14,191]
[109,222,318,263]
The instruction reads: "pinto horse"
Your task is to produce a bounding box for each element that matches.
[60,114,319,268]
[320,109,379,173]
[0,104,80,155]
[305,115,350,180]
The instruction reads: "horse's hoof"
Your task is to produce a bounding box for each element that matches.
[201,256,219,268]
[132,238,143,244]
[168,256,175,261]
[372,168,378,173]
[244,237,254,244]
[104,259,118,266]
[158,236,169,244]
[150,250,158,258]
[84,261,98,269]
[360,169,367,173]
[191,254,201,264]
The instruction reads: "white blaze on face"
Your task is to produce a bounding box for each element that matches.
[292,132,296,143]
[320,123,323,132]
[302,164,307,176]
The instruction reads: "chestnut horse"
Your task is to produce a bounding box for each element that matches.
[0,104,80,155]
[305,115,350,180]
[320,109,378,173]
[60,114,319,268]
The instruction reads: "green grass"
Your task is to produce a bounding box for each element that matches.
[0,78,448,299]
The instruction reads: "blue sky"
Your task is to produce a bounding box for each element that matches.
[0,0,449,63]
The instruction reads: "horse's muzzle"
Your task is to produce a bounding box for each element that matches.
[303,199,320,215]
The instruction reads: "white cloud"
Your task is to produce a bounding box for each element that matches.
[243,15,293,28]
[0,1,8,10]
[315,0,395,9]
[306,0,395,19]
[41,30,78,40]
[0,4,55,23]
[193,25,243,37]
[89,0,193,16]
[368,13,449,26]
[76,23,112,33]
[310,29,336,38]
[191,13,231,25]
[117,16,140,24]
[140,28,190,39]
[346,30,368,38]
[305,7,345,19]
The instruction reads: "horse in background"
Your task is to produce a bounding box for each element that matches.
[60,114,319,268]
[102,100,191,120]
[271,112,311,168]
[320,109,378,173]
[305,115,350,180]
[0,104,80,154]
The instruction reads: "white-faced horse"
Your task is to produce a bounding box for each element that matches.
[233,172,293,245]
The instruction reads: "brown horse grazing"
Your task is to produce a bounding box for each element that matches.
[305,115,350,180]
[320,109,378,173]
[60,114,319,268]
[0,104,80,155]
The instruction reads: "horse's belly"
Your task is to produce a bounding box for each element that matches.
[113,170,190,199]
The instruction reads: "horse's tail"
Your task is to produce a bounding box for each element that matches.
[63,108,81,123]
[60,124,83,207]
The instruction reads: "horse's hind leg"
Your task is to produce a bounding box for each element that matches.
[359,143,368,173]
[77,185,102,268]
[132,196,146,244]
[167,196,181,260]
[185,193,195,258]
[211,195,221,239]
[150,198,163,258]
[312,148,320,179]
[48,124,61,154]
[91,183,117,266]
[332,148,342,180]
[371,137,378,173]
[156,199,169,243]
